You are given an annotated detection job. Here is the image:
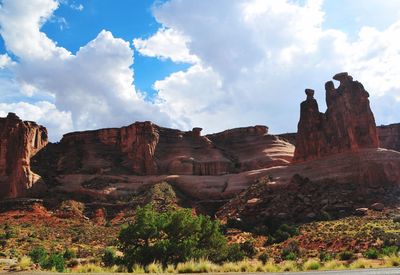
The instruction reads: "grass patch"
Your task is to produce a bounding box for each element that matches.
[303,258,321,270]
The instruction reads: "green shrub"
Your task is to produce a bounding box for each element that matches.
[364,248,379,259]
[240,240,256,258]
[41,253,65,272]
[225,243,245,262]
[338,251,354,261]
[29,246,47,264]
[258,252,269,264]
[381,246,398,256]
[118,204,235,270]
[319,251,333,262]
[303,259,321,270]
[283,251,297,261]
[102,247,116,267]
[63,248,76,260]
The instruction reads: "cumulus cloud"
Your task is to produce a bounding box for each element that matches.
[0,101,73,140]
[134,28,198,63]
[0,0,172,141]
[139,0,400,134]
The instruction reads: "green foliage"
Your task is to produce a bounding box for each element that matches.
[364,248,379,259]
[338,251,354,261]
[266,223,299,244]
[63,248,76,260]
[282,251,297,261]
[239,240,256,258]
[381,246,398,256]
[319,251,333,262]
[41,253,65,272]
[29,246,48,264]
[102,247,116,267]
[258,252,269,264]
[118,205,236,270]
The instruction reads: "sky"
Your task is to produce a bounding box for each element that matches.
[1,0,400,141]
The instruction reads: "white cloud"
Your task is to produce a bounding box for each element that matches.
[70,3,84,11]
[0,0,172,141]
[147,0,400,134]
[0,54,13,69]
[134,28,198,63]
[0,101,73,140]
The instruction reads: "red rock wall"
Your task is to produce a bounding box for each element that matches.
[34,123,294,177]
[0,113,48,198]
[294,73,379,162]
[377,124,400,152]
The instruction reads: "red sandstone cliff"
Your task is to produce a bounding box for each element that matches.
[294,72,379,162]
[32,123,294,181]
[0,113,48,198]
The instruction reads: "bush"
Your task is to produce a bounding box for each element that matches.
[338,251,354,261]
[303,259,321,270]
[17,256,32,271]
[319,251,333,262]
[381,246,398,256]
[63,248,76,260]
[102,247,116,267]
[282,251,297,261]
[118,205,236,270]
[240,240,256,258]
[258,252,269,264]
[29,246,47,264]
[225,243,245,262]
[41,253,65,272]
[364,248,379,259]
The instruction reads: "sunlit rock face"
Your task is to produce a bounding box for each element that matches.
[32,123,294,179]
[0,113,48,198]
[294,72,379,162]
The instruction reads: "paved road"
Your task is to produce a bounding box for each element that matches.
[3,267,399,275]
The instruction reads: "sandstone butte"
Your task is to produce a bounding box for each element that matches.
[2,72,400,223]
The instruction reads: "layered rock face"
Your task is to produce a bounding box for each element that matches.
[0,113,48,198]
[218,73,400,223]
[32,123,294,181]
[294,73,379,162]
[377,124,400,152]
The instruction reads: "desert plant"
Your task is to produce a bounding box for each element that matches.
[338,250,354,261]
[303,258,321,270]
[258,252,269,264]
[146,262,164,273]
[102,247,116,267]
[29,246,47,264]
[381,246,398,256]
[118,205,236,270]
[17,256,32,271]
[319,251,333,262]
[41,253,65,272]
[364,248,378,259]
[63,248,76,260]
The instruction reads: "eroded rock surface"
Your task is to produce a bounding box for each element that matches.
[294,73,379,162]
[0,113,48,198]
[32,123,294,182]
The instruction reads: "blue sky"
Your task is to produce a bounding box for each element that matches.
[1,0,400,141]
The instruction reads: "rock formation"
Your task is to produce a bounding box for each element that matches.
[32,123,294,183]
[294,72,379,162]
[0,113,48,198]
[377,124,400,152]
